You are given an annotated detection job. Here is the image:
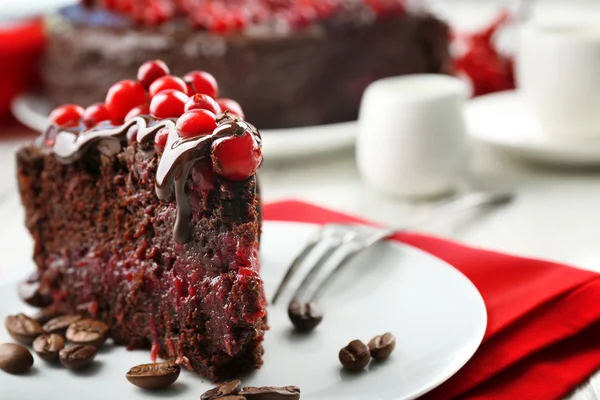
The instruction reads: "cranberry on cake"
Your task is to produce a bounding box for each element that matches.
[16,61,267,379]
[44,0,451,129]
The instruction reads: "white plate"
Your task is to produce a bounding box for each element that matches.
[0,0,75,22]
[466,90,600,166]
[0,221,486,400]
[10,93,357,159]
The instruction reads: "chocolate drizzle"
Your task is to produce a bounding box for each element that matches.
[47,114,261,244]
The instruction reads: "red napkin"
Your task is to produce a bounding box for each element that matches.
[264,200,600,400]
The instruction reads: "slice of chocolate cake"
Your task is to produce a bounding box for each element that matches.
[16,62,267,379]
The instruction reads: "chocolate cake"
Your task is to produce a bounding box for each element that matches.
[16,62,267,379]
[43,0,451,129]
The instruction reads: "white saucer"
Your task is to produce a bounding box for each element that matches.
[10,93,356,159]
[466,90,600,166]
[0,221,487,400]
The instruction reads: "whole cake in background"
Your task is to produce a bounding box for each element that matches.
[43,0,451,129]
[17,61,267,379]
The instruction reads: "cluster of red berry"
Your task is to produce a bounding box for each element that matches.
[48,60,260,181]
[453,10,515,97]
[92,0,405,31]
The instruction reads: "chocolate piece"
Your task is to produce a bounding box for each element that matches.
[18,273,53,308]
[240,386,300,400]
[126,362,181,390]
[4,313,44,346]
[43,5,451,129]
[287,300,323,332]
[0,343,34,374]
[201,380,242,399]
[368,333,396,360]
[65,319,109,348]
[59,345,97,370]
[43,314,83,335]
[339,340,370,372]
[33,333,65,362]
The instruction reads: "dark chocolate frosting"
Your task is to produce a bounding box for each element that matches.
[46,114,261,244]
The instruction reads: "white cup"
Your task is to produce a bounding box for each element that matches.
[516,23,600,138]
[356,74,469,199]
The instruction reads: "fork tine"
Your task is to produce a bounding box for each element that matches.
[290,232,357,302]
[271,229,325,305]
[309,230,393,301]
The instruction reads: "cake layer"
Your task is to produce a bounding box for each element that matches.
[16,134,267,378]
[43,5,451,129]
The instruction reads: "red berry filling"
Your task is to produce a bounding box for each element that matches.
[105,80,147,123]
[137,60,170,89]
[216,98,245,119]
[154,127,170,153]
[211,129,263,181]
[149,75,189,98]
[150,89,189,119]
[184,93,221,115]
[82,103,111,128]
[183,71,219,99]
[49,104,84,128]
[176,109,218,139]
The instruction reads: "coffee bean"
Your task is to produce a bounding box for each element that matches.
[43,314,82,335]
[0,343,34,374]
[339,340,370,372]
[32,308,63,325]
[33,334,65,362]
[201,380,242,399]
[240,386,301,400]
[66,319,109,348]
[18,274,53,308]
[368,332,396,360]
[126,362,180,390]
[5,313,44,346]
[287,300,323,332]
[59,344,97,370]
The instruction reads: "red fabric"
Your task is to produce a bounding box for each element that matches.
[0,19,45,120]
[263,200,600,400]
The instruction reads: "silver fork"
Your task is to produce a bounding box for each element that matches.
[271,190,514,305]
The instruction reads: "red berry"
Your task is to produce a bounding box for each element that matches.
[149,75,188,98]
[49,104,84,128]
[216,98,245,119]
[105,80,147,123]
[137,60,170,89]
[184,93,221,114]
[184,70,219,98]
[176,109,217,138]
[211,130,262,181]
[149,89,189,119]
[82,103,110,128]
[154,128,170,153]
[125,104,150,121]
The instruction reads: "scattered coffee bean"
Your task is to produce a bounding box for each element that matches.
[18,274,53,308]
[126,362,181,390]
[59,344,97,370]
[287,300,323,332]
[66,319,109,348]
[32,308,63,325]
[240,386,301,400]
[201,380,242,399]
[339,340,370,372]
[33,334,65,362]
[0,343,34,374]
[43,314,82,335]
[5,313,44,346]
[368,333,396,360]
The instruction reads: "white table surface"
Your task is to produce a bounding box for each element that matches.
[2,1,600,398]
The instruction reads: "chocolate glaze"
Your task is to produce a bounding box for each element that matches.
[48,114,261,244]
